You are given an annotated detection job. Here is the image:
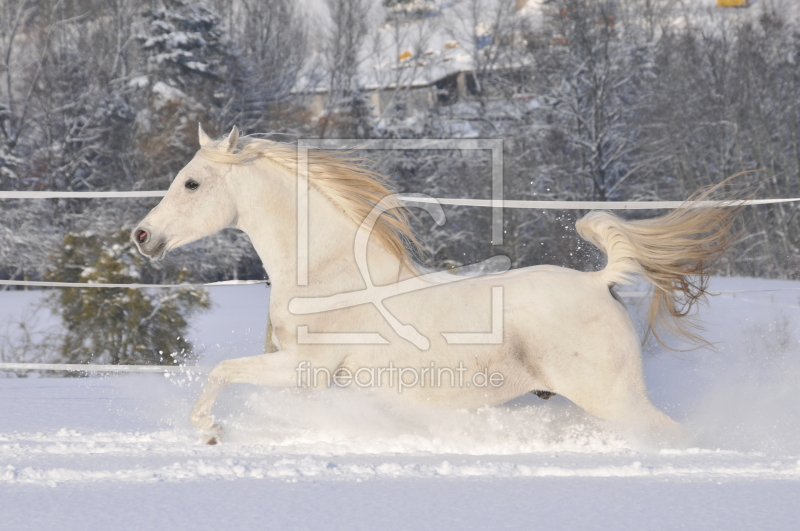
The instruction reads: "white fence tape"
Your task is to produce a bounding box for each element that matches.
[0,279,268,289]
[2,189,800,209]
[616,288,800,297]
[0,191,167,198]
[400,196,800,210]
[0,362,208,373]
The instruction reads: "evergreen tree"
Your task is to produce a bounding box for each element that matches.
[133,0,232,187]
[138,0,227,96]
[46,229,210,366]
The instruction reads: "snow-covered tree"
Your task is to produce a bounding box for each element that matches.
[138,0,227,95]
[319,0,374,138]
[46,228,210,366]
[220,0,310,133]
[534,0,652,201]
[132,0,231,190]
[0,0,42,189]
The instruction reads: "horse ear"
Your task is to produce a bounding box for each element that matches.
[198,123,212,148]
[225,126,239,153]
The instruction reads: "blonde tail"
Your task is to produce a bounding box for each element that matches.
[575,180,748,346]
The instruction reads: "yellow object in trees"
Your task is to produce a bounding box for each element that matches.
[717,0,750,7]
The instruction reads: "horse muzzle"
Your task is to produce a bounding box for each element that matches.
[132,226,168,259]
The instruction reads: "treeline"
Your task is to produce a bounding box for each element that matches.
[0,0,309,284]
[1,0,799,283]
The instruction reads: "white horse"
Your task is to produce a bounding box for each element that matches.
[133,126,742,446]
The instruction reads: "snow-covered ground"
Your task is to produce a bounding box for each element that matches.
[2,278,800,530]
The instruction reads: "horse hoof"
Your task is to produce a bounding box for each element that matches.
[532,390,556,400]
[202,426,224,445]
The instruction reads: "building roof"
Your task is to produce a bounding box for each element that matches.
[294,0,550,94]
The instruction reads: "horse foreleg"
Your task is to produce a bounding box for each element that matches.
[190,350,306,444]
[264,316,279,353]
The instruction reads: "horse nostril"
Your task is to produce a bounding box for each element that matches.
[136,229,149,244]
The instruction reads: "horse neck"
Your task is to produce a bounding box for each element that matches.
[229,159,408,298]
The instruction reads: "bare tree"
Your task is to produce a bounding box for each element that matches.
[221,0,310,133]
[320,0,372,137]
[0,0,51,175]
[446,0,522,115]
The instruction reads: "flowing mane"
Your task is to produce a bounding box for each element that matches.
[199,137,419,270]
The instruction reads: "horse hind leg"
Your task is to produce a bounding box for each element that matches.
[606,393,687,448]
[562,379,688,448]
[547,337,688,447]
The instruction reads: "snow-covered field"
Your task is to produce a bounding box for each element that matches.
[2,278,800,530]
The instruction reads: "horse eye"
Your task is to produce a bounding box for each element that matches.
[185,180,199,190]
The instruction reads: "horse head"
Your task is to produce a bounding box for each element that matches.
[133,125,240,259]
